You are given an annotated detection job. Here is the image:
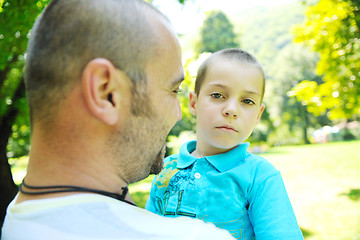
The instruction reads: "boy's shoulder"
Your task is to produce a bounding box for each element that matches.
[244,153,275,168]
[233,152,280,182]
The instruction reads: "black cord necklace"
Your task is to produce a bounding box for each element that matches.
[19,179,137,207]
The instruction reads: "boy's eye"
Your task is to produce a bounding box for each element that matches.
[242,99,255,105]
[210,93,224,99]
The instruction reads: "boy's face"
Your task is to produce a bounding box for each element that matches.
[189,58,265,156]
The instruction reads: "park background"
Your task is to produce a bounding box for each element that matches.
[0,0,359,239]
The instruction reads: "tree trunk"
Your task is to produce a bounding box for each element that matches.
[0,147,17,231]
[0,80,26,232]
[303,106,311,144]
[298,102,311,144]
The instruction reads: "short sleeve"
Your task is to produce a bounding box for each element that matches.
[248,172,304,240]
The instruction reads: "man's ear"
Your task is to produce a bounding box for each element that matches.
[256,103,265,123]
[82,58,130,125]
[189,91,198,116]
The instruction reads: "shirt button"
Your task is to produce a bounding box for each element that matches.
[194,173,201,179]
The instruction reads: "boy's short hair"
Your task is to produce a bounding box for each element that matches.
[194,48,265,100]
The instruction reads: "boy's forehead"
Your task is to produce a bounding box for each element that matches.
[204,58,265,96]
[207,57,261,76]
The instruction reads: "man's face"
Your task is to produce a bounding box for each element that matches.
[114,19,184,184]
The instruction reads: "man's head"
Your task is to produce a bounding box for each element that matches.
[194,48,265,101]
[25,0,168,125]
[25,0,184,183]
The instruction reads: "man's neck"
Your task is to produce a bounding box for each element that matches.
[17,131,132,204]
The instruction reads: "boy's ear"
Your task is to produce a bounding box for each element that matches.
[82,58,130,126]
[256,103,265,123]
[189,91,198,116]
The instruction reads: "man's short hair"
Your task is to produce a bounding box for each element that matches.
[194,48,265,100]
[25,0,167,125]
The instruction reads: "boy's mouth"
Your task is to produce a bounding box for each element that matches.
[216,125,238,133]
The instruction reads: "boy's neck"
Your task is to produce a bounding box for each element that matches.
[191,143,237,158]
[190,148,204,158]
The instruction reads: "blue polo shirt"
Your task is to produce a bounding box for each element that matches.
[146,140,303,240]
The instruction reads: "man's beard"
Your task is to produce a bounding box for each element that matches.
[109,102,169,183]
[149,144,167,175]
[108,83,172,183]
[109,118,167,183]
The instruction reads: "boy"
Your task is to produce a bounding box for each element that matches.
[146,49,303,240]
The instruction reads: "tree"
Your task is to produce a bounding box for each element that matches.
[267,44,330,145]
[0,0,50,229]
[231,2,307,145]
[293,0,360,120]
[196,10,239,54]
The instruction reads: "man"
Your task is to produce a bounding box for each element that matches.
[1,0,234,239]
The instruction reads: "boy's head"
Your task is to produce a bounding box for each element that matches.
[189,48,265,156]
[195,48,265,101]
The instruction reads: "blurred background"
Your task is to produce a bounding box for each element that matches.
[1,0,359,239]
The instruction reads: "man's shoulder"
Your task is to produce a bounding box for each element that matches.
[131,207,234,239]
[2,194,234,240]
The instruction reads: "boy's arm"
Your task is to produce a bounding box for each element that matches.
[248,172,304,240]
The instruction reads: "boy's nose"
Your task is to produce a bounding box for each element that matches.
[224,110,238,119]
[223,100,238,119]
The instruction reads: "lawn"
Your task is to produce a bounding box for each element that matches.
[129,140,360,240]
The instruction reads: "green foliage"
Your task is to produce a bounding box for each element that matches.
[232,3,323,145]
[167,53,213,153]
[248,107,273,143]
[168,56,197,139]
[196,10,239,54]
[0,1,50,159]
[293,0,360,120]
[265,42,330,145]
[171,2,328,146]
[235,3,305,70]
[345,189,360,201]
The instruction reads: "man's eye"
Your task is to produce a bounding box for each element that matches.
[173,88,182,94]
[211,93,223,99]
[243,99,255,105]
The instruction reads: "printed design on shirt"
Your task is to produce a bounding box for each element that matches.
[154,159,179,190]
[156,164,197,217]
[199,210,247,240]
[154,157,250,239]
[167,167,195,194]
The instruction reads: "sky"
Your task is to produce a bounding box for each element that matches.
[152,0,298,34]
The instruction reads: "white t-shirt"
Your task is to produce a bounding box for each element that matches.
[1,194,234,240]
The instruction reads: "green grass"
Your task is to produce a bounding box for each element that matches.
[259,140,360,240]
[129,140,360,240]
[129,175,154,208]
